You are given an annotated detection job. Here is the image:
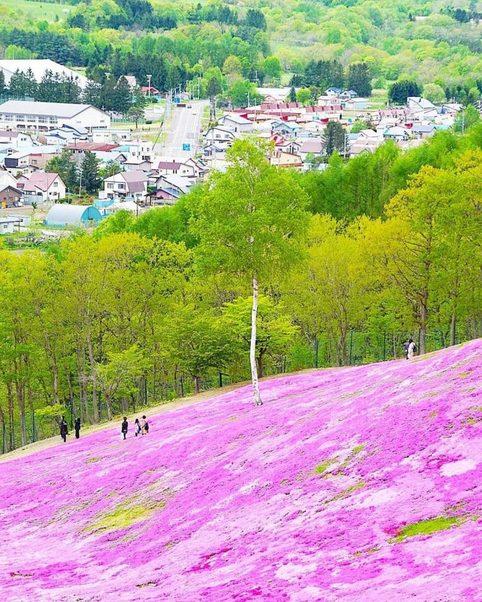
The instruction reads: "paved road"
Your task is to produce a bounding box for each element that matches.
[155,100,208,159]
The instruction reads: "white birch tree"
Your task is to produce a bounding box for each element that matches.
[192,140,309,406]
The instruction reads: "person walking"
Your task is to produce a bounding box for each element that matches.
[141,415,149,436]
[74,417,81,439]
[60,416,68,443]
[407,338,417,360]
[121,417,128,440]
[134,418,142,437]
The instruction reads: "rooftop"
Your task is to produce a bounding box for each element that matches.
[0,100,101,118]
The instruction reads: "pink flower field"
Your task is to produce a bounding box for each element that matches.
[0,341,481,602]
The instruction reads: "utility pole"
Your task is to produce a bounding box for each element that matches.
[147,74,152,98]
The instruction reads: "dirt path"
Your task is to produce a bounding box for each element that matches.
[0,381,249,464]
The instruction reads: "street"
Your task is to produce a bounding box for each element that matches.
[155,99,208,159]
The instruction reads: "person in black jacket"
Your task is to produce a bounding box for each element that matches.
[60,416,68,443]
[74,417,81,439]
[121,417,128,440]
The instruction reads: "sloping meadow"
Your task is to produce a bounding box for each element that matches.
[0,341,481,601]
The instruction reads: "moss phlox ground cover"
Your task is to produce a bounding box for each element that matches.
[0,341,481,601]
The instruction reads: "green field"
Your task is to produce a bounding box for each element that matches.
[0,0,71,21]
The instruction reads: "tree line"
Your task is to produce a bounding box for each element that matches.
[1,126,480,452]
[0,70,145,115]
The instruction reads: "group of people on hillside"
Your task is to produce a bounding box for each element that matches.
[59,416,81,442]
[58,339,416,443]
[121,415,149,439]
[59,415,149,442]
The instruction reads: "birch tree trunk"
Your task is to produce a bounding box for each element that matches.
[250,275,263,406]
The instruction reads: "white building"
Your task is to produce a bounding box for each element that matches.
[0,101,111,132]
[218,113,254,133]
[0,216,21,234]
[0,59,88,88]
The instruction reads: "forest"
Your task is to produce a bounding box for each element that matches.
[0,0,481,104]
[0,125,481,452]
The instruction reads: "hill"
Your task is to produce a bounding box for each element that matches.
[0,341,481,601]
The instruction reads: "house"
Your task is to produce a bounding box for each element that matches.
[152,174,194,204]
[271,121,299,138]
[0,131,34,150]
[0,185,23,208]
[121,75,137,88]
[157,160,197,178]
[0,59,88,88]
[217,114,254,133]
[269,150,303,169]
[0,170,19,190]
[0,100,110,132]
[44,125,89,145]
[383,125,410,142]
[204,127,236,146]
[122,156,152,172]
[407,97,436,111]
[299,139,323,161]
[349,136,383,157]
[4,150,57,174]
[0,216,21,234]
[45,204,102,227]
[99,171,148,202]
[410,123,436,139]
[343,98,369,111]
[22,172,67,202]
[141,86,161,97]
[325,87,342,96]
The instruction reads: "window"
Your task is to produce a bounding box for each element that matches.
[107,183,114,189]
[16,115,25,122]
[38,117,47,123]
[27,115,36,123]
[5,115,13,121]
[53,181,58,187]
[117,183,125,190]
[49,117,58,124]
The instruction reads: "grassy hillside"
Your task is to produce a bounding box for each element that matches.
[0,341,481,600]
[0,0,70,21]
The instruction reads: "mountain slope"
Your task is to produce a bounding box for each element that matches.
[0,341,481,601]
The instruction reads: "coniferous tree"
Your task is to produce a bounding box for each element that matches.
[79,151,101,194]
[389,80,421,105]
[322,122,348,156]
[46,150,78,192]
[111,76,132,114]
[347,63,372,97]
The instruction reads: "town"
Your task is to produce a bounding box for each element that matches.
[0,58,475,242]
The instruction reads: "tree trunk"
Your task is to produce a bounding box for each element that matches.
[250,275,262,406]
[193,375,201,395]
[16,381,27,447]
[450,311,456,347]
[87,333,99,422]
[7,382,15,451]
[314,335,319,368]
[419,296,428,355]
[106,395,113,421]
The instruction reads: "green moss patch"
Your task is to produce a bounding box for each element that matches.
[86,499,165,534]
[314,459,336,475]
[393,516,462,542]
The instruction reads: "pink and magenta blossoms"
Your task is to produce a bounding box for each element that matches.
[0,341,481,601]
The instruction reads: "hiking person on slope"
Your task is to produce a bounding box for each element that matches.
[74,417,81,439]
[404,338,417,360]
[141,415,149,436]
[60,416,68,443]
[121,417,128,440]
